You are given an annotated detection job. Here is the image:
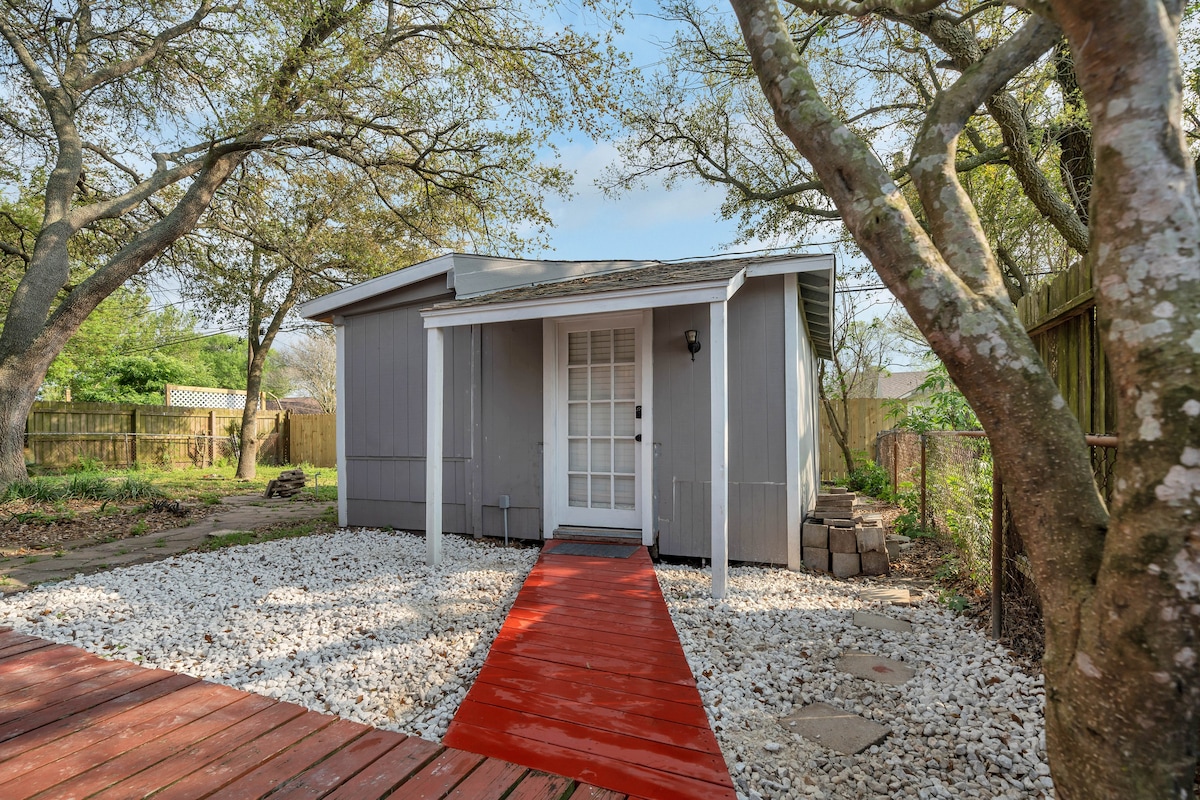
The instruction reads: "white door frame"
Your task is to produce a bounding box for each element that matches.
[543,309,654,545]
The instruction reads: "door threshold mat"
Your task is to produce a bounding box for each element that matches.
[550,542,640,558]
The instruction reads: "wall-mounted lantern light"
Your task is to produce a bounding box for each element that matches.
[684,329,701,361]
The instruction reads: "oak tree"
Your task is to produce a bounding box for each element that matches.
[724,0,1200,795]
[0,0,624,486]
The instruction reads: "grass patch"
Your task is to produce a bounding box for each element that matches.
[7,464,337,506]
[129,520,149,536]
[197,516,334,553]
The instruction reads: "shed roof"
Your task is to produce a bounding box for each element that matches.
[424,257,748,310]
[298,252,835,359]
[876,370,930,399]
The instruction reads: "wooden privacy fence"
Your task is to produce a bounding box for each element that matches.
[289,414,336,467]
[1017,259,1115,435]
[819,398,906,481]
[23,402,337,470]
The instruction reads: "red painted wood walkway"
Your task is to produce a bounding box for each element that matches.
[444,541,737,800]
[0,627,632,799]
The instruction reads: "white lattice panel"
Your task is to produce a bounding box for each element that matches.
[165,385,261,410]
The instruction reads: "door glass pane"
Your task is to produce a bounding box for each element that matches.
[590,403,612,436]
[590,330,611,364]
[591,440,611,472]
[568,367,588,401]
[569,439,587,471]
[568,332,588,365]
[569,475,588,507]
[613,328,635,363]
[614,441,635,474]
[614,403,635,437]
[591,476,611,508]
[591,366,612,400]
[614,476,635,509]
[613,364,635,399]
[568,403,587,436]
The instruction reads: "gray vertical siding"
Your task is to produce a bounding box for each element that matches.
[480,320,543,540]
[654,276,793,564]
[342,285,474,533]
[337,271,821,556]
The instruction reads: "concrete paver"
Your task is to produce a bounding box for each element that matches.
[836,650,916,685]
[779,702,890,755]
[852,611,914,634]
[858,586,912,605]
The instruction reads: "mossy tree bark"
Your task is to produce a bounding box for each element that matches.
[729,0,1200,795]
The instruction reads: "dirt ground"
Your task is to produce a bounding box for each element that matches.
[857,495,1045,670]
[0,499,222,555]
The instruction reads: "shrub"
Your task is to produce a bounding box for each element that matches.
[3,478,68,503]
[112,475,162,500]
[845,460,891,499]
[67,474,113,500]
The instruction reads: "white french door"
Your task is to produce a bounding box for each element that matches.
[557,317,642,529]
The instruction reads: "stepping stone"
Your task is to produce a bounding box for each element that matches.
[780,702,888,754]
[852,611,914,634]
[858,586,911,605]
[837,650,916,685]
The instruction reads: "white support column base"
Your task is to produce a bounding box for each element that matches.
[783,275,802,570]
[334,319,348,528]
[710,301,729,600]
[425,327,445,566]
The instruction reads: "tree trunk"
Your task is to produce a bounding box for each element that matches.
[235,395,259,480]
[236,336,267,481]
[1038,2,1200,795]
[0,316,89,487]
[821,394,856,475]
[0,368,40,486]
[724,1,1200,795]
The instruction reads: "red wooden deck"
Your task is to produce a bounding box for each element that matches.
[444,541,737,800]
[0,627,632,799]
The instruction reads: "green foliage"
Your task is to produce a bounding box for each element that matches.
[889,365,981,433]
[66,474,112,500]
[844,460,891,499]
[3,479,67,503]
[113,476,161,500]
[67,457,105,474]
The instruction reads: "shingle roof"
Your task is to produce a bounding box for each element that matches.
[424,255,785,311]
[877,371,930,399]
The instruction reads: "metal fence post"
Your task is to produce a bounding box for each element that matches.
[920,434,927,531]
[991,464,1004,639]
[892,435,899,495]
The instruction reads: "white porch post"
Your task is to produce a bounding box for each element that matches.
[334,318,348,528]
[425,326,445,566]
[783,275,802,570]
[710,300,729,599]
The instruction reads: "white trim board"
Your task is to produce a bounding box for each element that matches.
[299,254,455,320]
[423,273,746,329]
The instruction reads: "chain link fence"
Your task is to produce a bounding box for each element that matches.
[875,429,1118,629]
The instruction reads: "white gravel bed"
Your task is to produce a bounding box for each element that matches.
[0,529,537,741]
[656,564,1051,800]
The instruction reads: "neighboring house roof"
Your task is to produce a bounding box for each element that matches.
[298,252,836,359]
[876,370,930,399]
[266,397,325,414]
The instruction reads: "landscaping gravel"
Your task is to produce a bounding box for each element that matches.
[1,530,1050,799]
[655,564,1052,800]
[0,529,537,741]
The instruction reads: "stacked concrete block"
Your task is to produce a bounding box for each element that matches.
[802,522,830,571]
[800,489,892,578]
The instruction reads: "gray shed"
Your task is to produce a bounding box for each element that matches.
[299,252,834,597]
